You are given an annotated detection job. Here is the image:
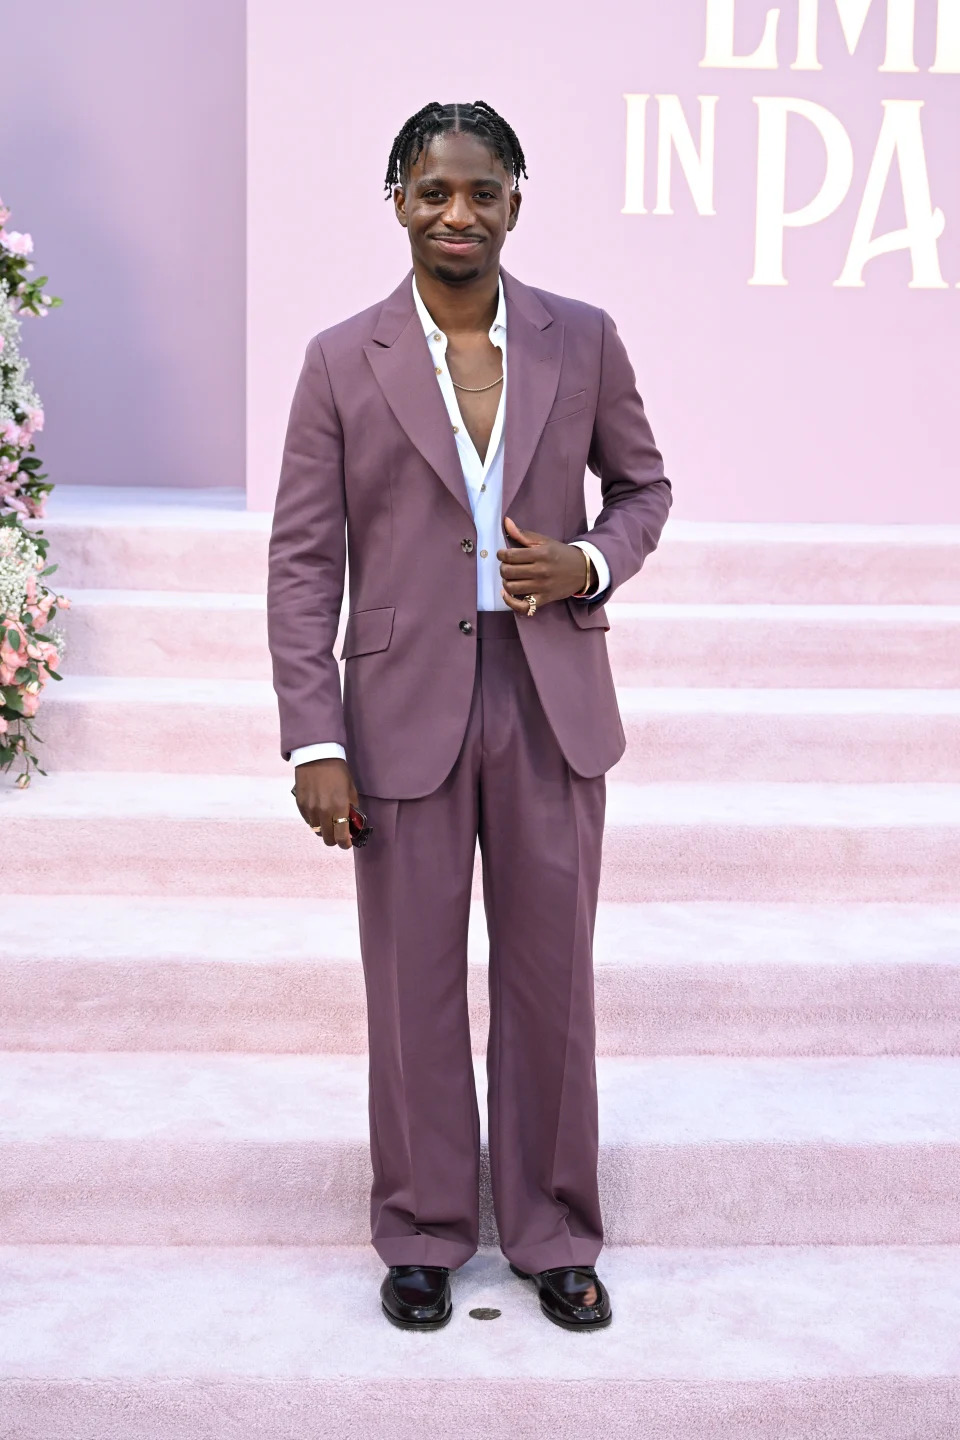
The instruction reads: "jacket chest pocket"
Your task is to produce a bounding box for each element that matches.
[544,390,587,425]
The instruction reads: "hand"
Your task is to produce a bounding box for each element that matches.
[497,515,593,614]
[292,757,360,849]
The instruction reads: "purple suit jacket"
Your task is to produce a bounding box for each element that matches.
[266,268,672,800]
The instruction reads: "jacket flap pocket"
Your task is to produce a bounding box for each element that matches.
[340,606,395,659]
[568,599,610,630]
[545,389,587,425]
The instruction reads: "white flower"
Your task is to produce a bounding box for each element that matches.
[0,525,42,617]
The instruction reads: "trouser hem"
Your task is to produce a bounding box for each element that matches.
[503,1238,603,1274]
[373,1237,478,1271]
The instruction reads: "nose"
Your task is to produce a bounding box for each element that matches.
[441,192,476,229]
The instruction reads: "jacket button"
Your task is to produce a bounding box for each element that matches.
[461,538,474,553]
[459,620,474,635]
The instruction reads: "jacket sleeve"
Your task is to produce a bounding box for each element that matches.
[266,336,348,761]
[572,308,672,606]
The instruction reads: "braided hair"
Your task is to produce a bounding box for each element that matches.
[384,101,528,198]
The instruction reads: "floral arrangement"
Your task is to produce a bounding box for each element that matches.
[0,196,69,787]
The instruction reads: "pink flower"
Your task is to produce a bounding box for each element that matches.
[0,715,7,734]
[0,420,22,447]
[0,230,33,256]
[28,409,44,432]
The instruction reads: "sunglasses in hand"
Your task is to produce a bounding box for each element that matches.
[290,787,373,848]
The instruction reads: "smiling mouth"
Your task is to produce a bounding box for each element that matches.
[432,236,483,248]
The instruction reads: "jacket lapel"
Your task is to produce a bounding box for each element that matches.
[363,271,470,515]
[499,269,564,520]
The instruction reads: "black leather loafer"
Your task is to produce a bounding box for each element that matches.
[380,1265,452,1330]
[510,1263,612,1330]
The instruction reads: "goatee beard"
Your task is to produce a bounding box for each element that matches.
[433,263,481,285]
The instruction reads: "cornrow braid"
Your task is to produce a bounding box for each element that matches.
[383,100,528,198]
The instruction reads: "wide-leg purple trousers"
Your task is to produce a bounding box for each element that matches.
[353,610,605,1274]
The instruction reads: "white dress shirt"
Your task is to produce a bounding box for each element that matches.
[290,274,610,768]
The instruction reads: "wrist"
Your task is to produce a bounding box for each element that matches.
[570,544,594,598]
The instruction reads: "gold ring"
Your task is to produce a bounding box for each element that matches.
[311,825,323,833]
[334,816,349,824]
[525,594,537,617]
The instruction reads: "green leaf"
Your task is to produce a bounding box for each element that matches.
[46,668,62,681]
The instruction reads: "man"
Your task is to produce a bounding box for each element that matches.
[267,100,671,1332]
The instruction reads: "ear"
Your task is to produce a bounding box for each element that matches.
[393,184,409,229]
[506,188,522,232]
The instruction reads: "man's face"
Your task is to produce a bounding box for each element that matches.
[394,130,521,285]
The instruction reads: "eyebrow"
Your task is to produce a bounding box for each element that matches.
[413,175,505,191]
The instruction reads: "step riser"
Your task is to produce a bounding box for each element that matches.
[36,698,960,782]
[3,1139,957,1246]
[2,1377,954,1440]
[606,622,960,688]
[60,605,960,687]
[8,817,960,901]
[45,521,960,604]
[2,959,957,1056]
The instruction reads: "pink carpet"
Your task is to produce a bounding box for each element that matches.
[4,488,959,1437]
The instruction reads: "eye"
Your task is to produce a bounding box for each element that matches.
[475,191,496,201]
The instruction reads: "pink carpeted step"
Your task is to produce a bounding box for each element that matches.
[615,689,960,781]
[1,897,958,1057]
[1,1051,958,1246]
[34,486,269,595]
[4,773,960,902]
[1,1242,957,1439]
[605,604,960,688]
[61,589,273,680]
[40,489,960,604]
[38,677,960,781]
[59,592,960,686]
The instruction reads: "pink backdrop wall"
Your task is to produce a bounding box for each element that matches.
[0,0,245,490]
[0,4,954,516]
[248,0,959,519]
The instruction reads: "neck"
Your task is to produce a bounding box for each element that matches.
[411,260,500,336]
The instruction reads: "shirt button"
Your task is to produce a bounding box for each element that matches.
[479,549,488,559]
[453,425,459,433]
[459,620,474,635]
[435,366,443,375]
[433,333,442,342]
[461,538,474,554]
[480,482,487,492]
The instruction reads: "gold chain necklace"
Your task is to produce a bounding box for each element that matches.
[450,371,504,393]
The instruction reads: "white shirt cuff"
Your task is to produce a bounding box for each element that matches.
[290,742,347,766]
[570,540,611,599]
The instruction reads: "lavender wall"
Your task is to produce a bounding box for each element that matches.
[248,0,959,519]
[0,0,245,489]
